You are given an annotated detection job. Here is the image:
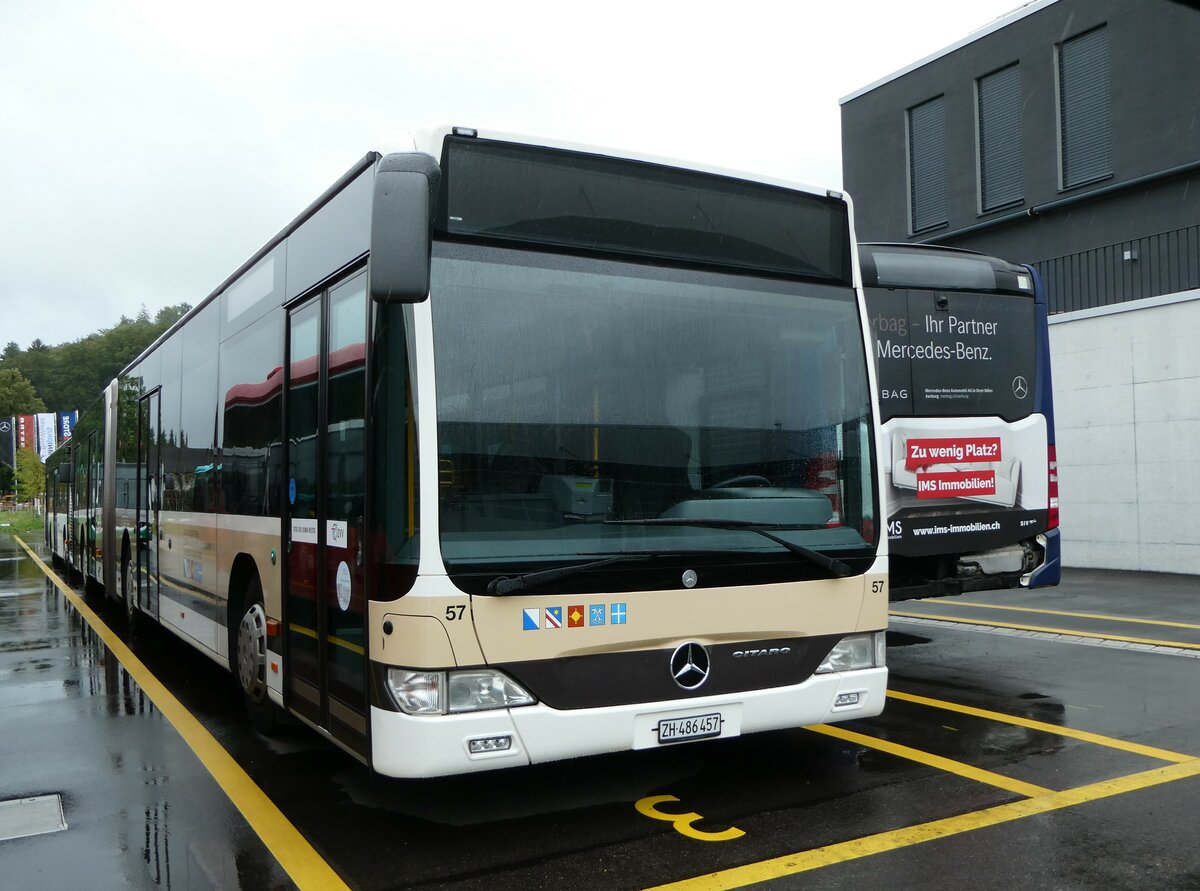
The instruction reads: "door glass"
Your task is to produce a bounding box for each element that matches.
[325,275,367,714]
[138,393,161,617]
[287,301,322,711]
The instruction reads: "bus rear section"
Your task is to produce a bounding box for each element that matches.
[860,243,1059,600]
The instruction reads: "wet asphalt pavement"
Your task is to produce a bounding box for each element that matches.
[1,530,1198,890]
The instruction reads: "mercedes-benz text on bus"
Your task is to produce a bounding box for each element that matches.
[45,127,888,777]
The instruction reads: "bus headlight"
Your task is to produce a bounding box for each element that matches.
[448,670,535,713]
[386,668,536,715]
[386,670,443,715]
[816,632,886,674]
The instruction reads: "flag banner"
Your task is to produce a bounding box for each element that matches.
[16,415,35,451]
[0,418,13,467]
[56,410,77,443]
[35,412,56,461]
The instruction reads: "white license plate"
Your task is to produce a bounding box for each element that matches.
[655,712,723,744]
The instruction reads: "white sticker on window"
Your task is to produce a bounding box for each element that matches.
[290,518,318,544]
[336,561,352,611]
[327,520,349,549]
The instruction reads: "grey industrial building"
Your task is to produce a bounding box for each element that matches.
[840,0,1200,573]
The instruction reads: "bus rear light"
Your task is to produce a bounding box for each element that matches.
[1047,445,1059,530]
[265,618,280,637]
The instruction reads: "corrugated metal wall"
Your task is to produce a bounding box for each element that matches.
[1035,224,1200,313]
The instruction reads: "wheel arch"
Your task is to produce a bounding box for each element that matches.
[226,553,263,661]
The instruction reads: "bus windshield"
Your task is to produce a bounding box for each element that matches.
[430,241,876,592]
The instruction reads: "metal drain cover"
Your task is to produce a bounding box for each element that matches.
[0,795,67,842]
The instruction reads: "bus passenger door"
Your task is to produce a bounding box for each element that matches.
[284,272,369,759]
[137,390,161,620]
[50,466,59,552]
[85,430,98,582]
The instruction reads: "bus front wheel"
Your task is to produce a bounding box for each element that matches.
[236,577,279,734]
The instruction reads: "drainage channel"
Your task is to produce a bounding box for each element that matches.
[0,795,67,843]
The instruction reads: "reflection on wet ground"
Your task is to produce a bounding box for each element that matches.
[0,534,289,890]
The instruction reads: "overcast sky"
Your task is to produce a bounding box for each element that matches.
[1,0,1026,350]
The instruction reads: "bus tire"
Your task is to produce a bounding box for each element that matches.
[121,535,137,634]
[235,575,279,734]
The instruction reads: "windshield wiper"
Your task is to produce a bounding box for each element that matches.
[487,554,654,595]
[604,518,854,578]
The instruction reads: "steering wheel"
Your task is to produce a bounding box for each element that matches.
[712,474,772,488]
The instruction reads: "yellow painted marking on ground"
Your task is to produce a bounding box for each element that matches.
[887,689,1196,763]
[891,609,1200,651]
[913,599,1200,631]
[289,622,319,640]
[644,758,1200,890]
[16,537,349,891]
[807,724,1051,798]
[635,796,746,842]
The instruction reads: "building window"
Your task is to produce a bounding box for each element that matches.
[1058,25,1112,189]
[977,64,1023,212]
[908,96,947,233]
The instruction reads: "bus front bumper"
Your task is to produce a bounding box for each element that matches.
[369,666,887,778]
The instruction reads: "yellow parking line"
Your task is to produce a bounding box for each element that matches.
[913,599,1200,631]
[644,758,1200,890]
[807,724,1051,798]
[16,537,349,891]
[891,609,1200,652]
[887,689,1196,763]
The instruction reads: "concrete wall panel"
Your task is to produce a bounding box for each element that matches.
[1050,291,1200,572]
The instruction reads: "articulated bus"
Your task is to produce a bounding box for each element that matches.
[859,243,1060,600]
[45,127,888,777]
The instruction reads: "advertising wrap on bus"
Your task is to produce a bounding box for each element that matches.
[865,286,1049,559]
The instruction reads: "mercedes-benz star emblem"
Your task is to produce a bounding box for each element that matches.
[670,642,711,690]
[1012,375,1029,399]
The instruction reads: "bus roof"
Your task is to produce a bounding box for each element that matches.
[858,242,1034,296]
[118,127,855,389]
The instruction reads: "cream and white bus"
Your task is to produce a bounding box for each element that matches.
[45,126,888,777]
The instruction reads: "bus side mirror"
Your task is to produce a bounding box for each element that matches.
[369,152,442,304]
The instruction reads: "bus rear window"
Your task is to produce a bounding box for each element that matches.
[866,287,1037,422]
[436,136,852,285]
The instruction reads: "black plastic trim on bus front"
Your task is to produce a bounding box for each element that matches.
[370,633,846,712]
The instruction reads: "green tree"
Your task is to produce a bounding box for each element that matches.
[155,303,190,327]
[15,447,43,504]
[0,367,47,415]
[2,302,190,411]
